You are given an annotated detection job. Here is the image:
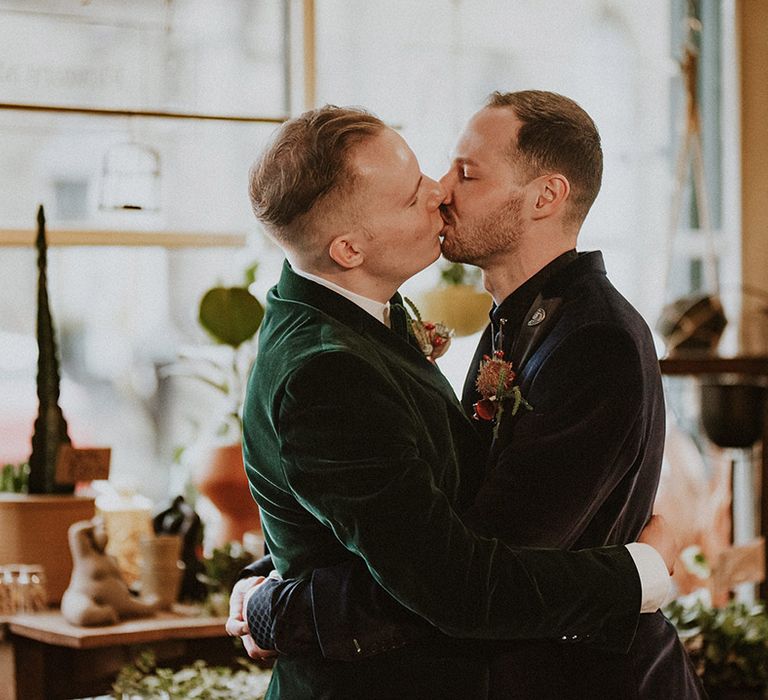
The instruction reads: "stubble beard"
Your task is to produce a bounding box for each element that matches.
[441,195,524,268]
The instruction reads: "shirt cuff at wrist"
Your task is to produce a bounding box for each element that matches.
[625,542,671,613]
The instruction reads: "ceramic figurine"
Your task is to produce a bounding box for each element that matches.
[61,518,156,626]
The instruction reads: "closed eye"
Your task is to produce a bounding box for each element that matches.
[459,167,475,181]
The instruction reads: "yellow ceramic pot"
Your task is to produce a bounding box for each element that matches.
[418,285,492,337]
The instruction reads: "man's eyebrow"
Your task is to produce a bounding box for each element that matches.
[405,175,422,203]
[454,157,478,167]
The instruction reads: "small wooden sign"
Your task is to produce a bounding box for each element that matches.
[55,445,111,484]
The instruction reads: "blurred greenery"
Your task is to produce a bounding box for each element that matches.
[666,598,768,693]
[197,541,255,616]
[439,261,481,287]
[113,649,271,699]
[0,463,29,493]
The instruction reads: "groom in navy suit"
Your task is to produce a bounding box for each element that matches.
[440,91,702,698]
[229,95,699,698]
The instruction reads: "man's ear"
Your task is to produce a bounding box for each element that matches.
[328,234,365,269]
[530,174,570,221]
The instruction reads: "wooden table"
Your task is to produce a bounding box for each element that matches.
[0,609,239,699]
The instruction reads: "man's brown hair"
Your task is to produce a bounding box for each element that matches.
[249,105,386,246]
[486,90,602,226]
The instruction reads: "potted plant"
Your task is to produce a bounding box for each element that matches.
[166,266,264,547]
[0,206,97,605]
[417,262,492,337]
[666,598,768,699]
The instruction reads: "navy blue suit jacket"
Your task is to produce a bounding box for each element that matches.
[455,251,702,699]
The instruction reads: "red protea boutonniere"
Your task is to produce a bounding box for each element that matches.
[474,350,532,438]
[403,297,453,362]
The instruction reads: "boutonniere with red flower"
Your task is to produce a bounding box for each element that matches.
[403,297,453,362]
[474,350,532,438]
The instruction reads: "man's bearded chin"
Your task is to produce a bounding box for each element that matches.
[440,198,523,267]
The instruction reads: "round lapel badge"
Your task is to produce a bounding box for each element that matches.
[527,307,546,326]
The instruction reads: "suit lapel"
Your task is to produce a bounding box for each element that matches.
[513,251,606,388]
[274,261,466,415]
[488,253,608,446]
[464,253,609,448]
[483,294,563,448]
[509,294,563,372]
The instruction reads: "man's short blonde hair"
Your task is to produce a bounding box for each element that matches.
[249,105,385,248]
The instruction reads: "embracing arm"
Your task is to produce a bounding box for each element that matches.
[242,524,671,659]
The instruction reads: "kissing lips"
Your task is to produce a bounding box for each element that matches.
[439,206,454,241]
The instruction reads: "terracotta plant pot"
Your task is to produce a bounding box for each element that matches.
[0,494,95,604]
[193,444,260,547]
[418,285,492,337]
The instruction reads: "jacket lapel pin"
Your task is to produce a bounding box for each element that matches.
[527,307,547,326]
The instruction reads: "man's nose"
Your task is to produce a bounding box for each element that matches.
[426,177,447,209]
[438,170,455,204]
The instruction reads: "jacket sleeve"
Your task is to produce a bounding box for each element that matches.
[238,554,274,580]
[462,324,648,546]
[270,350,641,653]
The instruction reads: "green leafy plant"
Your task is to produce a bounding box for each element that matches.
[164,266,264,442]
[112,649,271,699]
[666,599,768,693]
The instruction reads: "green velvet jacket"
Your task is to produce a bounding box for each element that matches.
[242,261,642,699]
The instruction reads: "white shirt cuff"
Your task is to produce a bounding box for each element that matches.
[625,542,671,613]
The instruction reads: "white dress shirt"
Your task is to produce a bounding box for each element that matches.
[292,265,391,326]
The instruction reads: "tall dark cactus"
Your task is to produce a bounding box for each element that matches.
[28,205,73,494]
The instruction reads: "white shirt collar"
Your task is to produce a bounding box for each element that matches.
[291,265,391,326]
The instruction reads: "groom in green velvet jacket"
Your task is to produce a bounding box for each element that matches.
[234,105,672,699]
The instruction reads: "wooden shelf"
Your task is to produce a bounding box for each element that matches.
[0,229,247,248]
[660,356,768,376]
[6,608,227,649]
